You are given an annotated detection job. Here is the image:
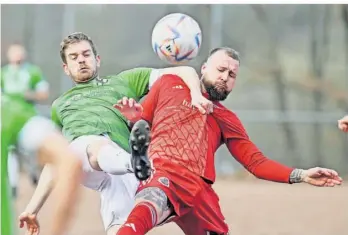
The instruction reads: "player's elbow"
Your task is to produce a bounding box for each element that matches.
[36,91,49,101]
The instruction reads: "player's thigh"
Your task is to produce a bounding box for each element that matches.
[177,185,229,235]
[100,173,139,231]
[69,135,110,190]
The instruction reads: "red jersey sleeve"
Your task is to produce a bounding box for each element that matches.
[212,103,294,183]
[140,76,163,124]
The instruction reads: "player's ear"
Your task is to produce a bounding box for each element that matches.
[96,55,101,68]
[201,62,207,75]
[62,63,70,76]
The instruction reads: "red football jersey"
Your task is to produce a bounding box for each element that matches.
[142,75,221,181]
[142,74,293,183]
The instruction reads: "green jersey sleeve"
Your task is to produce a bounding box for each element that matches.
[28,65,47,91]
[51,102,62,128]
[118,67,155,99]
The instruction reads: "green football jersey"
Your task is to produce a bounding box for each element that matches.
[51,67,154,152]
[1,63,46,94]
[1,93,37,235]
[1,63,47,113]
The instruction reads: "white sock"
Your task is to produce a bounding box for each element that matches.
[8,151,19,188]
[97,144,133,175]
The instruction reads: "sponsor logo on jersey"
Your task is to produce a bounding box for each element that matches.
[96,77,109,86]
[172,85,184,89]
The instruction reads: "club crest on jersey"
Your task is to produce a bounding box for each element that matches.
[95,77,109,86]
[158,177,170,187]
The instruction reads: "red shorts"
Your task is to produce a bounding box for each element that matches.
[137,159,229,235]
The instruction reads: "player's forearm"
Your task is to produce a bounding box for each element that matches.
[227,139,294,183]
[163,66,202,95]
[24,164,55,214]
[245,155,294,183]
[24,90,49,102]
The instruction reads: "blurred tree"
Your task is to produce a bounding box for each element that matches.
[309,5,331,166]
[251,5,302,166]
[342,5,348,82]
[340,4,348,166]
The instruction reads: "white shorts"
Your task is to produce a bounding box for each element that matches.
[17,115,58,157]
[69,135,139,230]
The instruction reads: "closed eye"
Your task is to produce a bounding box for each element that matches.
[229,71,236,78]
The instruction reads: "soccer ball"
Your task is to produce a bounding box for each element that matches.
[151,13,202,65]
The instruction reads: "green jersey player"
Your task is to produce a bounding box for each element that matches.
[20,32,212,235]
[1,93,82,235]
[1,43,49,105]
[1,43,50,198]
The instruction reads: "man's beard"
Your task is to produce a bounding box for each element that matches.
[202,79,229,101]
[73,68,97,83]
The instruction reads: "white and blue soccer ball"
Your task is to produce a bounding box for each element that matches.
[151,13,202,65]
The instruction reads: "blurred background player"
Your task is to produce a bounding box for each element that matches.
[1,92,82,235]
[1,43,50,198]
[338,115,348,132]
[19,32,211,235]
[115,47,343,235]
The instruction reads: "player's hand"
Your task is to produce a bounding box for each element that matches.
[302,167,343,187]
[18,212,40,235]
[190,91,213,114]
[338,115,348,132]
[114,97,143,123]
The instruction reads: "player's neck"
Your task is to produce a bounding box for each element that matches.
[200,82,208,94]
[199,82,205,92]
[75,73,99,84]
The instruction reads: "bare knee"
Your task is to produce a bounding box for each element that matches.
[135,187,173,224]
[87,139,111,171]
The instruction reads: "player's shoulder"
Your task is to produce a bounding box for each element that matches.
[53,86,77,106]
[24,63,41,72]
[158,74,184,86]
[117,67,153,78]
[103,73,121,80]
[146,74,181,94]
[104,67,153,83]
[51,96,61,109]
[213,101,240,119]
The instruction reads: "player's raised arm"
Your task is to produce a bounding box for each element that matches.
[114,74,163,126]
[158,66,213,114]
[119,67,212,114]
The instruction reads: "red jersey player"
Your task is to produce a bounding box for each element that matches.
[115,47,343,235]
